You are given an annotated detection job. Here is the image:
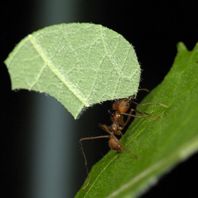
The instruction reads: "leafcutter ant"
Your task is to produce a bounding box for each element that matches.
[79,96,142,174]
[79,88,168,176]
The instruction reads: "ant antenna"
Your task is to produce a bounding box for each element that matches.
[138,88,150,92]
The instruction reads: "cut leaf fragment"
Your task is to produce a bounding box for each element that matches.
[75,43,198,197]
[5,23,141,118]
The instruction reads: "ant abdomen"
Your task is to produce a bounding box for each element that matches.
[108,135,123,152]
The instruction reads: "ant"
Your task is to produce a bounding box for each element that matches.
[79,89,167,176]
[79,97,141,174]
[99,98,135,150]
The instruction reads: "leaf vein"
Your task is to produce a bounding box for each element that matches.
[83,155,118,198]
[28,34,88,106]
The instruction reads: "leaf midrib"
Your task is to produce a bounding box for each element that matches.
[28,34,89,106]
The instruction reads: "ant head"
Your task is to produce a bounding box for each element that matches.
[112,99,131,114]
[108,135,123,152]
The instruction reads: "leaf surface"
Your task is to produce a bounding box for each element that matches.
[76,43,198,197]
[5,23,140,118]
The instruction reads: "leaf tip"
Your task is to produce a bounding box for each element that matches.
[177,42,187,53]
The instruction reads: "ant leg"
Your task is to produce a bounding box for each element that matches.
[99,124,113,135]
[130,101,168,119]
[79,135,109,175]
[121,107,150,121]
[131,101,138,105]
[122,112,150,118]
[132,101,168,108]
[138,88,150,92]
[80,135,110,141]
[123,108,165,121]
[121,108,136,128]
[135,109,150,116]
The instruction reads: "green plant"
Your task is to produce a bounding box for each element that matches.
[5,23,198,197]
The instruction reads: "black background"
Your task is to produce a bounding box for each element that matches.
[1,0,198,197]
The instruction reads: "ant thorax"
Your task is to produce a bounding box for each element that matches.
[111,122,122,136]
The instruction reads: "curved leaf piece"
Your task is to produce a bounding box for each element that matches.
[76,43,198,197]
[5,23,141,118]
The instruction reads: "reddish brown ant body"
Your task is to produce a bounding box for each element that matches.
[79,89,166,175]
[98,98,134,151]
[80,89,149,157]
[103,98,134,135]
[79,97,136,173]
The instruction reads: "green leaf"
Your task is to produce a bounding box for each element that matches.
[5,23,140,119]
[75,43,198,198]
